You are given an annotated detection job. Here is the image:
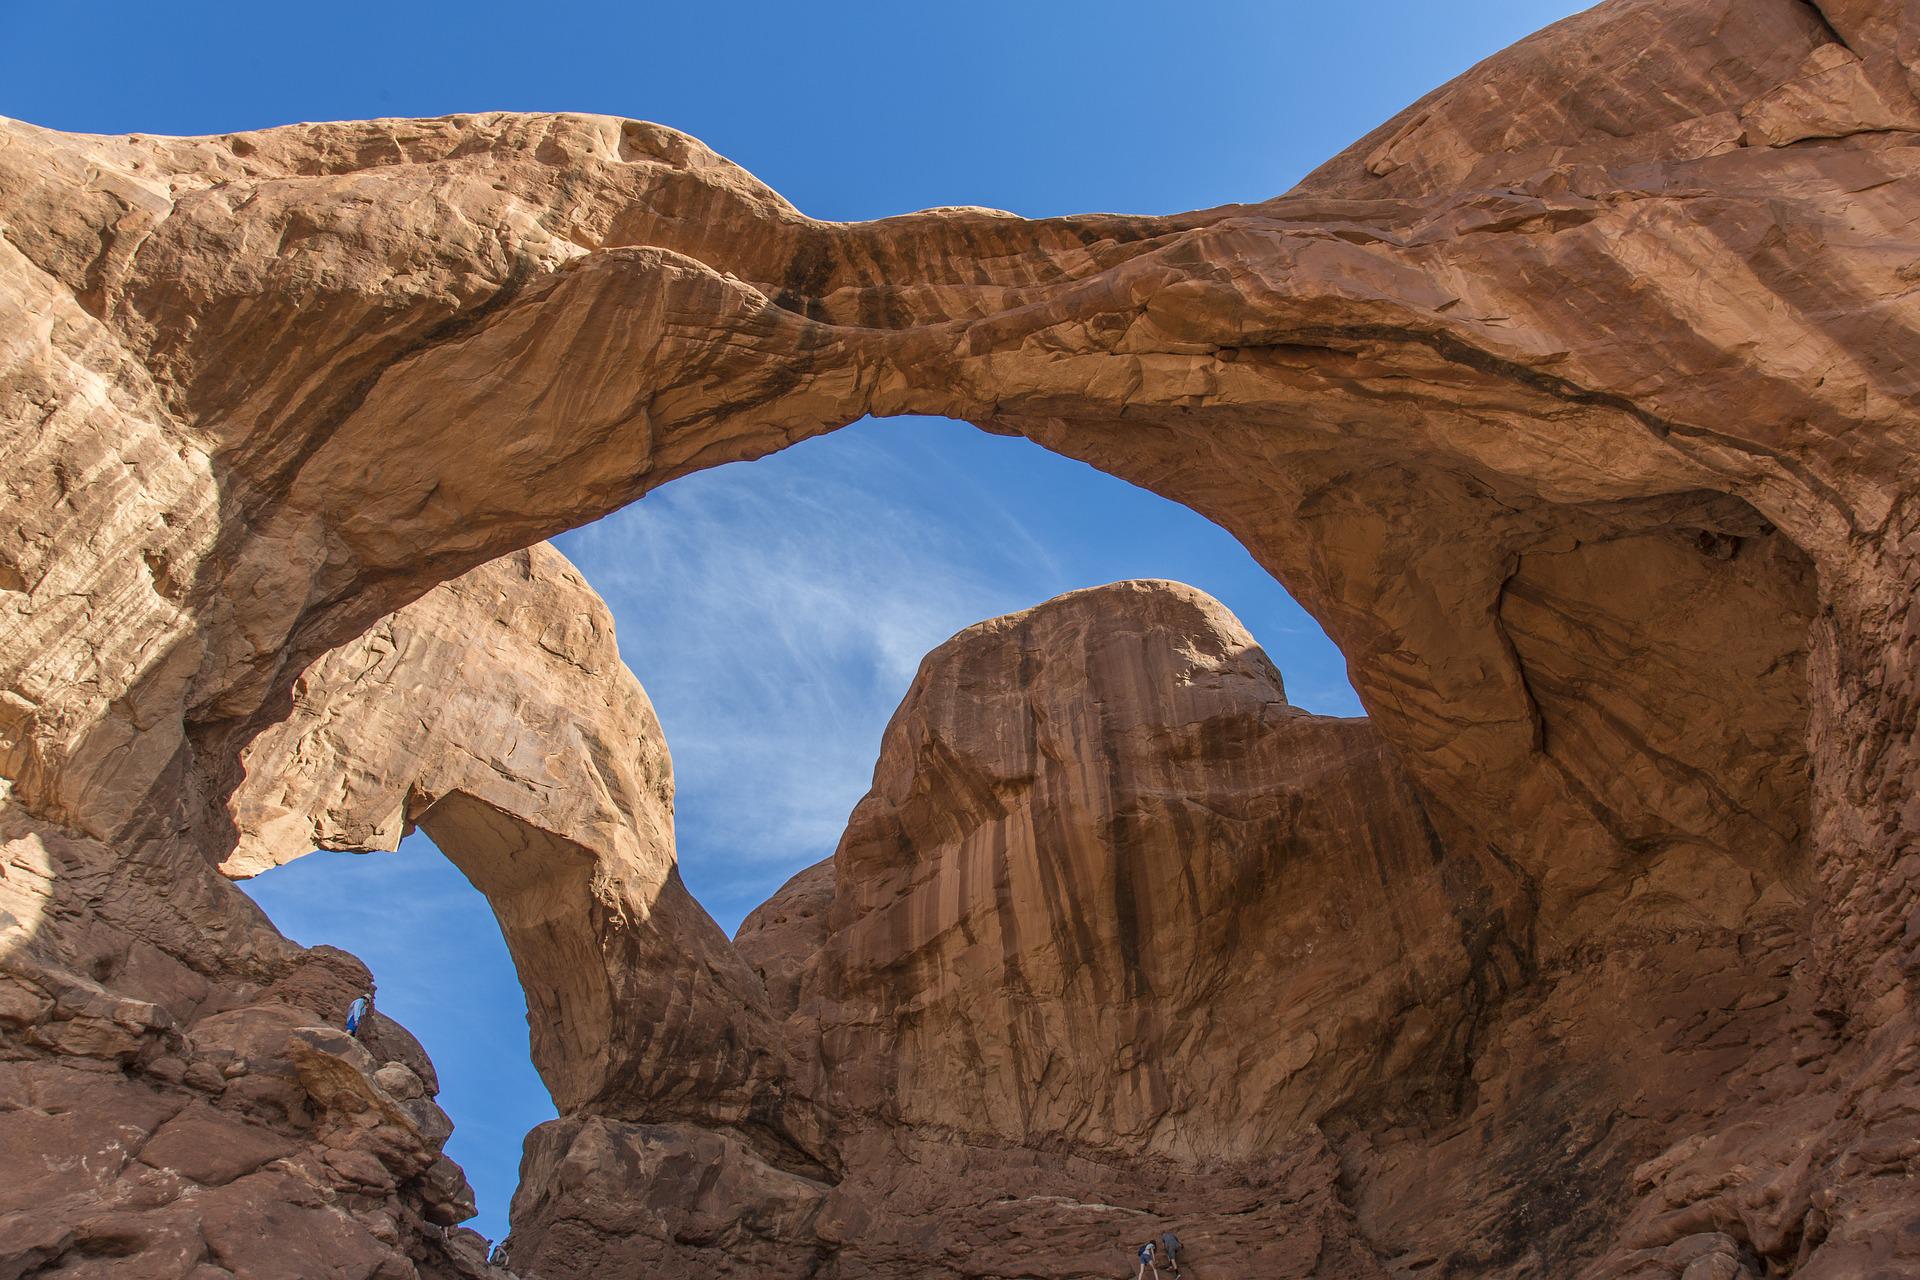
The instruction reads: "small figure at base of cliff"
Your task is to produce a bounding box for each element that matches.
[1135,1240,1160,1278]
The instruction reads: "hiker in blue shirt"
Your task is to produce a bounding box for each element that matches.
[1161,1231,1183,1275]
[345,989,372,1036]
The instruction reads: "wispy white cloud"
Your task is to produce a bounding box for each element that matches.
[557,427,1067,926]
[555,417,1364,931]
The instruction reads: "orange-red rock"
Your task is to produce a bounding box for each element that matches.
[227,545,805,1137]
[770,581,1487,1155]
[2,0,1918,1275]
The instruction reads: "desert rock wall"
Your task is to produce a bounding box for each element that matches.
[776,581,1488,1159]
[225,544,806,1141]
[1,0,1917,1274]
[710,582,1838,1278]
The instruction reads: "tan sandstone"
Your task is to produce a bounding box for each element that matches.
[1,0,1918,1275]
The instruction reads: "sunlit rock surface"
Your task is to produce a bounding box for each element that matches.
[3,0,1919,1274]
[226,545,806,1139]
[766,581,1480,1156]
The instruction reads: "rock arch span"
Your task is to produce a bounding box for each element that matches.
[223,545,804,1138]
[1,0,1917,1273]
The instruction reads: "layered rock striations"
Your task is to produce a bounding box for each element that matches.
[770,580,1484,1159]
[226,544,810,1146]
[590,580,1837,1280]
[517,580,1459,1278]
[1,0,1918,1275]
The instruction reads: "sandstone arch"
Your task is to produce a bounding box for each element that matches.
[5,0,1910,990]
[2,0,1918,1272]
[226,544,816,1155]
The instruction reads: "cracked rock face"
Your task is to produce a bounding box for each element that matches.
[762,581,1486,1161]
[3,0,1920,1275]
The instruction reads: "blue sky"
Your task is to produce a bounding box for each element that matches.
[558,419,1371,929]
[6,0,1589,1245]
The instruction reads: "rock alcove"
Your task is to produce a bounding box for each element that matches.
[3,0,1918,1275]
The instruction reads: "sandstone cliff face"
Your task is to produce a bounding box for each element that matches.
[775,581,1486,1158]
[709,581,1839,1280]
[511,581,1441,1278]
[2,0,1918,1275]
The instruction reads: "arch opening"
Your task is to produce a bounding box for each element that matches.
[219,407,1821,1278]
[237,831,557,1249]
[554,413,1365,933]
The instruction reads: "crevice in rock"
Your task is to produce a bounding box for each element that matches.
[1797,0,1856,53]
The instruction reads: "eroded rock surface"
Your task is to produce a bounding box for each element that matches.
[501,582,1440,1278]
[227,544,809,1147]
[779,582,1486,1156]
[687,580,1496,1278]
[2,0,1918,1275]
[577,581,1855,1280]
[0,858,502,1278]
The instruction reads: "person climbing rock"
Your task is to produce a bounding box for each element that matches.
[345,988,373,1036]
[1161,1230,1183,1274]
[1135,1239,1160,1279]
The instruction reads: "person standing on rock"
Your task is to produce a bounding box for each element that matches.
[1161,1231,1183,1274]
[345,986,373,1037]
[1135,1239,1160,1279]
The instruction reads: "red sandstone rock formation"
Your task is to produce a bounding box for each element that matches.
[226,545,810,1146]
[505,579,1449,1278]
[620,578,1844,1279]
[768,581,1483,1159]
[1,0,1917,1274]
